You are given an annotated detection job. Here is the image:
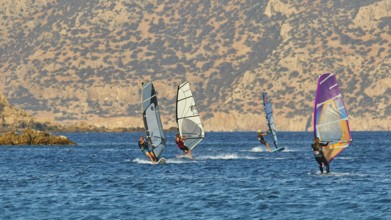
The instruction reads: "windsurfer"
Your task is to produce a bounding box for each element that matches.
[138,136,157,162]
[312,137,330,174]
[258,130,271,152]
[175,134,193,158]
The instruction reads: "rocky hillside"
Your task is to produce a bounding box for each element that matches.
[0,94,36,130]
[0,0,390,131]
[0,93,138,132]
[0,93,75,131]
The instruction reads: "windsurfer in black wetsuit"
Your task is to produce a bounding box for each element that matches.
[258,130,271,152]
[138,136,157,162]
[312,137,330,174]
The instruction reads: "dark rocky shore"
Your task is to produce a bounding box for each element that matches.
[0,128,75,145]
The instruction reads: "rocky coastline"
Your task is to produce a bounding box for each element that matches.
[0,128,75,145]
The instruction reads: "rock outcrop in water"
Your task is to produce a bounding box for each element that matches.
[0,128,75,145]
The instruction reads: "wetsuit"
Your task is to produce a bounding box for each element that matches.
[138,141,150,154]
[139,140,158,161]
[312,142,330,173]
[258,133,267,145]
[176,139,189,152]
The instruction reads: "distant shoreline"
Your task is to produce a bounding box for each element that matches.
[0,126,179,133]
[1,127,388,133]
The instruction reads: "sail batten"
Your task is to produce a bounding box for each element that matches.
[329,84,338,89]
[320,73,333,84]
[141,82,167,159]
[176,82,205,150]
[262,93,279,150]
[317,118,348,127]
[177,96,194,102]
[177,115,200,120]
[316,94,342,107]
[314,73,352,162]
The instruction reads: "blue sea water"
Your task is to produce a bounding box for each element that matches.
[0,131,390,219]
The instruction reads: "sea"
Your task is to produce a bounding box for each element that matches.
[0,131,390,219]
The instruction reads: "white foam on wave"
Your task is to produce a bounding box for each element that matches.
[165,159,196,164]
[133,158,153,164]
[279,147,296,152]
[308,171,351,177]
[242,146,301,153]
[335,157,355,160]
[239,146,264,152]
[328,172,351,177]
[199,154,258,160]
[132,158,196,164]
[261,157,286,160]
[250,146,264,152]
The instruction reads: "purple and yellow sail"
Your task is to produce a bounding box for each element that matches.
[314,73,352,162]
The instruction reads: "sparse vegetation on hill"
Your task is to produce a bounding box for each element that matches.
[0,0,390,131]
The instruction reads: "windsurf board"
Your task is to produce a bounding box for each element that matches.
[272,147,285,152]
[155,158,166,164]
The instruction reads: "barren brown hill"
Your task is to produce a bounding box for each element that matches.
[0,0,390,131]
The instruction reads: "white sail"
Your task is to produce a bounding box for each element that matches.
[176,82,205,150]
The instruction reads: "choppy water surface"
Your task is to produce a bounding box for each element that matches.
[1,132,390,219]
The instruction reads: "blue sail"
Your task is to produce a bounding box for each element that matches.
[262,93,280,150]
[141,82,167,158]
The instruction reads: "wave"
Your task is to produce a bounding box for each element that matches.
[250,146,264,152]
[278,147,297,152]
[308,171,351,177]
[198,154,258,160]
[261,157,286,160]
[241,146,301,153]
[239,146,264,152]
[335,157,356,160]
[166,159,196,164]
[132,158,196,164]
[132,158,153,164]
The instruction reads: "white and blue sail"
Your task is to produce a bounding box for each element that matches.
[176,81,205,150]
[141,82,167,159]
[262,92,284,152]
